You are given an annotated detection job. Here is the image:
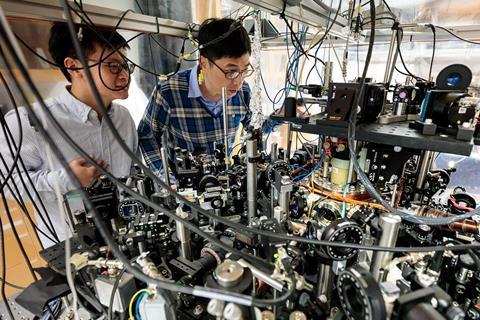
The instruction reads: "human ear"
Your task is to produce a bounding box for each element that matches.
[199,56,208,70]
[64,57,82,79]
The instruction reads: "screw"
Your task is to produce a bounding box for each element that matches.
[193,304,204,316]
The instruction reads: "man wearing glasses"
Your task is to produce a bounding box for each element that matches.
[138,18,253,175]
[0,23,138,247]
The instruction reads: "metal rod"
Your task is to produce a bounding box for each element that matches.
[316,263,333,309]
[246,138,258,222]
[271,186,276,217]
[270,142,278,161]
[269,142,278,217]
[347,141,357,184]
[222,87,229,170]
[237,259,284,291]
[414,150,435,201]
[387,43,399,85]
[286,122,292,159]
[278,183,291,217]
[160,147,171,186]
[323,61,333,95]
[175,208,192,260]
[370,213,402,281]
[383,29,398,84]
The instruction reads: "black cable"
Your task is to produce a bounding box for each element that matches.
[298,132,318,143]
[427,24,436,81]
[0,213,14,320]
[16,30,150,73]
[0,75,22,194]
[394,65,410,77]
[305,62,324,85]
[0,154,58,243]
[67,3,167,78]
[30,0,480,244]
[346,2,477,226]
[4,2,479,291]
[382,0,392,12]
[396,28,427,81]
[148,34,197,61]
[70,2,191,80]
[0,131,59,244]
[0,159,58,244]
[191,20,243,55]
[0,12,289,310]
[0,276,26,290]
[0,79,59,242]
[78,270,108,315]
[279,0,309,59]
[434,25,480,45]
[286,53,325,88]
[0,104,59,242]
[107,268,125,320]
[285,28,307,89]
[138,0,196,63]
[5,46,480,255]
[253,273,296,307]
[299,0,340,88]
[260,71,281,105]
[4,13,469,317]
[96,8,136,92]
[284,18,309,58]
[0,191,38,281]
[309,0,343,49]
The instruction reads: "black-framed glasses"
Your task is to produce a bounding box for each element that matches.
[89,59,135,75]
[206,57,254,80]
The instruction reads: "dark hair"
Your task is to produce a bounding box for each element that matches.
[48,22,129,82]
[198,18,251,61]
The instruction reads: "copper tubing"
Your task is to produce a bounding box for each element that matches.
[416,206,451,219]
[447,221,480,234]
[300,184,386,211]
[416,206,479,234]
[302,188,480,234]
[302,187,479,234]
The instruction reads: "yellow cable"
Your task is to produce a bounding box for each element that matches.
[129,289,152,320]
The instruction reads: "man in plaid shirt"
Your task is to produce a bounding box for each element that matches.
[138,18,253,174]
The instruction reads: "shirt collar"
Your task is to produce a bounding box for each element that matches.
[187,65,238,105]
[60,86,114,123]
[188,64,203,99]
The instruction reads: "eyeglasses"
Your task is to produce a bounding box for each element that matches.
[88,59,135,75]
[206,57,254,80]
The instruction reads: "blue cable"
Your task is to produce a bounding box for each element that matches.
[292,154,325,184]
[135,291,147,320]
[41,298,62,320]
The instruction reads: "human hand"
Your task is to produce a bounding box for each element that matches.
[68,158,109,187]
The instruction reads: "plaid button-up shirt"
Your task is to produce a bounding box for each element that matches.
[138,68,251,172]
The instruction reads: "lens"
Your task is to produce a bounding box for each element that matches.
[447,72,462,87]
[343,282,366,318]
